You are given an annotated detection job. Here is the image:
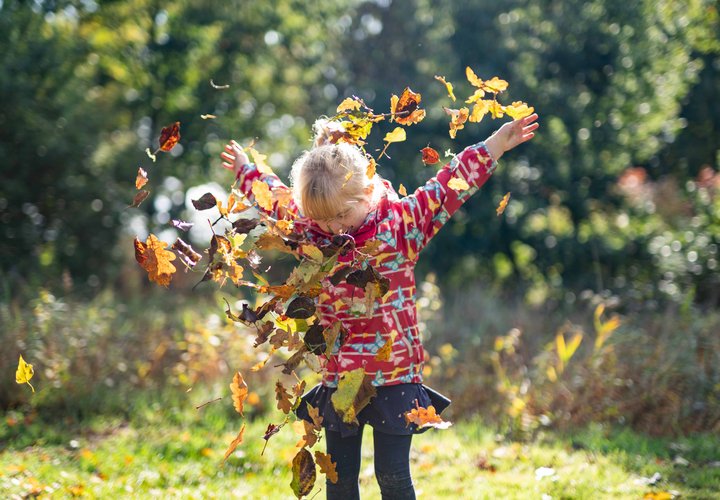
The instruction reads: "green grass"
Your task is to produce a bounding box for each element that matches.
[2,403,719,500]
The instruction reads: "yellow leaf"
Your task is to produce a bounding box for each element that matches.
[466,66,484,87]
[434,75,456,101]
[374,331,396,361]
[331,367,371,424]
[384,127,406,143]
[290,448,316,498]
[398,183,407,196]
[301,244,324,263]
[314,451,339,484]
[389,94,399,122]
[337,97,361,113]
[505,101,534,120]
[443,106,470,139]
[496,192,511,216]
[230,372,249,415]
[489,100,505,119]
[465,88,486,104]
[133,234,177,287]
[248,147,272,175]
[252,179,273,212]
[447,177,470,191]
[16,355,35,392]
[482,76,509,94]
[222,423,246,465]
[366,159,377,180]
[200,114,217,120]
[469,100,491,123]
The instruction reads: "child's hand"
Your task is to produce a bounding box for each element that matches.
[485,113,539,162]
[220,140,251,176]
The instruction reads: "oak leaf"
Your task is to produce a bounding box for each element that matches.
[444,107,470,139]
[404,402,452,429]
[504,101,534,120]
[230,372,249,415]
[337,97,362,113]
[252,180,273,212]
[314,451,338,484]
[276,381,293,414]
[391,87,426,125]
[434,75,456,101]
[222,423,245,464]
[134,234,177,287]
[384,127,406,144]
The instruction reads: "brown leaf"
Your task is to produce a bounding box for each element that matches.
[276,381,293,414]
[130,190,150,208]
[286,296,316,319]
[172,238,202,268]
[307,404,324,430]
[135,167,148,189]
[290,448,316,498]
[230,372,249,416]
[222,423,245,464]
[303,322,326,355]
[392,87,426,126]
[314,451,338,484]
[158,122,181,152]
[192,192,218,211]
[133,234,177,287]
[420,147,440,165]
[292,379,307,398]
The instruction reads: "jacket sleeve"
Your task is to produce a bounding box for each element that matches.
[235,163,299,220]
[391,141,497,261]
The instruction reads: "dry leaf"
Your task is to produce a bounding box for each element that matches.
[420,147,440,165]
[230,372,249,415]
[134,234,177,287]
[398,184,407,196]
[404,403,452,429]
[314,451,339,484]
[252,180,273,212]
[135,167,148,189]
[496,192,511,216]
[275,380,293,414]
[15,355,35,392]
[434,75,456,101]
[158,122,181,152]
[222,423,245,464]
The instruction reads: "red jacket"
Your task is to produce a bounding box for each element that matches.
[236,142,496,387]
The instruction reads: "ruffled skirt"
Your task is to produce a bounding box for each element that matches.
[294,383,451,438]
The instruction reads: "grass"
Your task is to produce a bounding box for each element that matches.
[1,401,719,499]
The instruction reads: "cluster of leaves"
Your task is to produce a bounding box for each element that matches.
[129,70,530,497]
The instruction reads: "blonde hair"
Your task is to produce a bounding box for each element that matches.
[290,119,384,221]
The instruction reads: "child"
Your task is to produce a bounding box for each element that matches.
[221,113,539,499]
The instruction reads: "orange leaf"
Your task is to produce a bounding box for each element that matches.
[366,159,377,179]
[307,404,324,430]
[398,184,407,196]
[275,380,293,414]
[404,403,452,429]
[496,192,511,216]
[420,147,440,165]
[158,122,181,152]
[314,451,339,484]
[443,107,470,139]
[133,234,176,287]
[230,372,249,416]
[337,97,362,113]
[222,423,245,464]
[434,75,456,101]
[135,167,148,189]
[252,180,273,212]
[392,87,426,126]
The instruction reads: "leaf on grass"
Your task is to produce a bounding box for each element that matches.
[129,190,150,208]
[314,451,338,484]
[434,75,456,101]
[391,87,426,126]
[290,448,316,498]
[16,355,34,392]
[276,381,293,414]
[158,122,181,152]
[447,176,470,192]
[404,403,452,429]
[222,423,245,465]
[134,234,177,287]
[135,167,148,189]
[191,192,217,211]
[421,147,440,165]
[496,192,511,216]
[230,372,249,416]
[252,180,273,212]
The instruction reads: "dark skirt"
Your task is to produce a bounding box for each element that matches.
[294,383,451,438]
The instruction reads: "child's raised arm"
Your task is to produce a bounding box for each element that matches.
[220,140,298,220]
[391,114,539,260]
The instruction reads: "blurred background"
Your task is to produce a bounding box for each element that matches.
[2,0,719,441]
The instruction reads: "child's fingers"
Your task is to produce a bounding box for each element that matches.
[220,151,235,162]
[221,162,234,170]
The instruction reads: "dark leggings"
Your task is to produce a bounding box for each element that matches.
[325,425,415,500]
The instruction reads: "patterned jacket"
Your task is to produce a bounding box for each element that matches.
[236,141,496,387]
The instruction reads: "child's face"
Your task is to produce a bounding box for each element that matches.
[314,200,371,235]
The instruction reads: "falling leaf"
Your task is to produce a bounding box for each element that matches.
[134,234,177,287]
[489,100,505,119]
[443,107,470,139]
[172,238,202,268]
[303,322,326,355]
[434,75,456,101]
[301,244,324,263]
[290,448,316,498]
[201,114,217,120]
[420,147,440,165]
[314,451,338,484]
[331,368,376,425]
[286,296,316,319]
[469,100,491,123]
[145,148,157,162]
[384,127,407,144]
[365,159,377,180]
[210,79,230,89]
[447,177,470,192]
[307,404,324,429]
[337,97,362,113]
[171,219,194,231]
[191,192,218,211]
[375,331,396,361]
[16,355,35,392]
[230,372,249,416]
[222,423,245,464]
[465,88,486,104]
[252,180,274,212]
[496,192,511,216]
[504,101,534,120]
[248,147,273,175]
[135,167,148,189]
[275,381,293,414]
[129,190,150,208]
[158,122,181,152]
[466,66,484,87]
[391,87,426,125]
[398,184,407,196]
[482,76,509,94]
[404,403,452,429]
